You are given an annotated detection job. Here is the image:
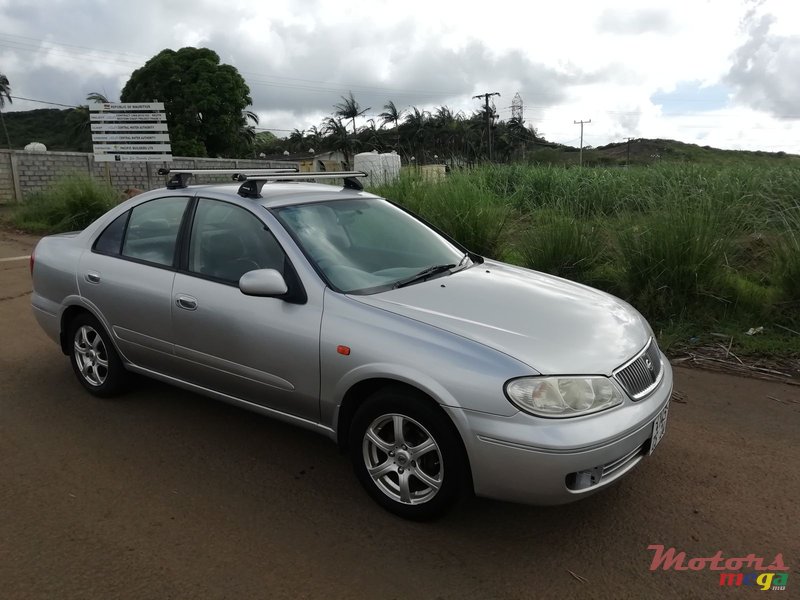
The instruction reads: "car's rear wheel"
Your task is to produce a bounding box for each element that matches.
[350,388,467,520]
[68,313,128,397]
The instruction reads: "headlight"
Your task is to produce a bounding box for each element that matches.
[504,376,624,418]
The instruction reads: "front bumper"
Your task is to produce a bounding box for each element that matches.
[446,359,673,505]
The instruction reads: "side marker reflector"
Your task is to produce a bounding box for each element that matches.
[337,345,351,356]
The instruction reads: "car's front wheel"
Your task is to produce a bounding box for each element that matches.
[350,388,467,520]
[68,313,128,397]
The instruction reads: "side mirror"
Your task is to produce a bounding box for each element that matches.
[239,269,288,297]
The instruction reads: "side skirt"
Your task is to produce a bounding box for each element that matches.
[125,363,337,440]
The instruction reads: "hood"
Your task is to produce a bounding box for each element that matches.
[350,261,651,375]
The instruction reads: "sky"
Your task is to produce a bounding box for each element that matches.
[1,0,799,153]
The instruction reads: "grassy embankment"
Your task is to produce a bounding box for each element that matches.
[372,164,800,358]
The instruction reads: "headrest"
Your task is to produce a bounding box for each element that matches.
[202,231,244,261]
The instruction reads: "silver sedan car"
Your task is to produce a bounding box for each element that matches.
[31,169,672,520]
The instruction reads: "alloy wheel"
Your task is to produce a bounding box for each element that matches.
[362,413,444,505]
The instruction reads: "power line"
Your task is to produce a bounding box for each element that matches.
[9,95,78,108]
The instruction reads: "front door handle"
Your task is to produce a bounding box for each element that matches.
[175,295,198,311]
[85,271,101,284]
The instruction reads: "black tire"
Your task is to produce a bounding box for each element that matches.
[67,312,128,397]
[349,387,468,520]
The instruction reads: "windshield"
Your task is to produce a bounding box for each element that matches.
[273,198,469,294]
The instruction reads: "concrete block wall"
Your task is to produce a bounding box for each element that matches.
[0,150,297,203]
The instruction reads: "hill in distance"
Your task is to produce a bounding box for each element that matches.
[1,108,798,166]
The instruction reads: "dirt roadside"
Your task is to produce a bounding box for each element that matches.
[0,232,798,599]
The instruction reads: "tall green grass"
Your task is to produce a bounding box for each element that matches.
[13,176,118,234]
[370,163,800,340]
[772,200,800,303]
[374,172,511,257]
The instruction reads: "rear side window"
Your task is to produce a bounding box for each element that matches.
[94,211,129,255]
[121,197,189,267]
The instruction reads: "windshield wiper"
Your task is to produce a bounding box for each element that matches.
[453,252,471,271]
[393,263,456,289]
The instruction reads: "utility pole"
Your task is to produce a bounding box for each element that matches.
[625,137,635,166]
[474,92,500,161]
[573,119,591,166]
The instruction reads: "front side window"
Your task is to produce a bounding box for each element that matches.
[188,198,286,284]
[274,198,468,294]
[121,197,189,267]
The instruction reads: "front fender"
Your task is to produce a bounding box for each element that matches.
[319,290,533,431]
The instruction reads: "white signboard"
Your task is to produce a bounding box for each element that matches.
[93,143,172,153]
[90,123,169,132]
[90,102,165,112]
[90,112,167,122]
[92,134,171,143]
[91,102,171,163]
[94,154,173,163]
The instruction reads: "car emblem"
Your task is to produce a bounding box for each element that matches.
[644,356,654,375]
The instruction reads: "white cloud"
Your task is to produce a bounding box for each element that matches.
[1,0,799,151]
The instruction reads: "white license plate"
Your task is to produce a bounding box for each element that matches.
[649,403,669,455]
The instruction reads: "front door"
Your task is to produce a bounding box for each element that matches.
[170,198,321,422]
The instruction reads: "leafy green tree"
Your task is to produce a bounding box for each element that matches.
[0,72,12,148]
[120,47,254,157]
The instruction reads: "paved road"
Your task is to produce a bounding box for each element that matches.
[1,231,798,599]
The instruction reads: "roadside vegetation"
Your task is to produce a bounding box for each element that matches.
[10,175,117,234]
[373,163,800,359]
[6,163,798,360]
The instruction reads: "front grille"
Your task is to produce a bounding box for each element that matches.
[614,338,663,400]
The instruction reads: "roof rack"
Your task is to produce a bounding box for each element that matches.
[157,168,298,189]
[237,171,368,198]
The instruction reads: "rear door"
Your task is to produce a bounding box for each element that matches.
[170,197,322,422]
[78,195,191,372]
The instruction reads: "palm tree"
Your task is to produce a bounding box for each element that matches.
[379,100,404,149]
[334,91,369,135]
[323,117,355,167]
[305,125,322,152]
[70,92,114,149]
[361,118,386,151]
[402,106,429,162]
[0,73,12,149]
[379,100,404,130]
[288,128,306,152]
[239,109,259,149]
[86,92,111,104]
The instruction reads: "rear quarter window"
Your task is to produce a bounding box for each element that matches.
[93,211,129,255]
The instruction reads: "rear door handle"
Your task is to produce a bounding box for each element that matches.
[85,272,101,284]
[175,295,198,311]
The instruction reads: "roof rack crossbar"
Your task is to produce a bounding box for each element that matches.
[157,167,298,189]
[237,171,368,197]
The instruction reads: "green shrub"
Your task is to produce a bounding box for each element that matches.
[13,176,118,234]
[517,212,599,281]
[615,206,732,320]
